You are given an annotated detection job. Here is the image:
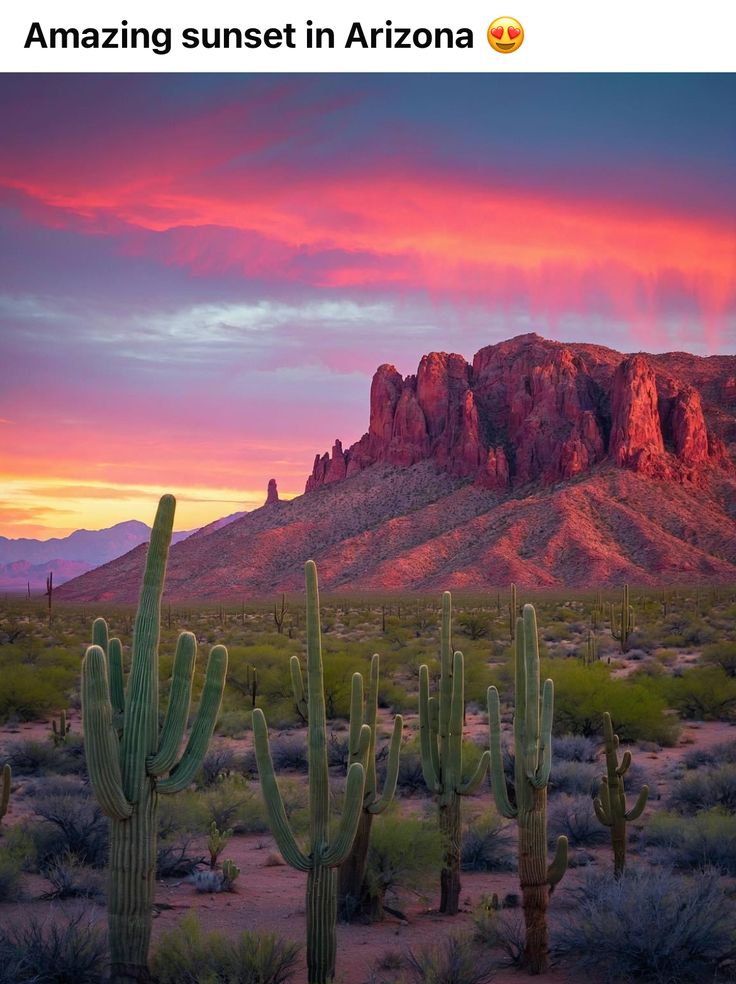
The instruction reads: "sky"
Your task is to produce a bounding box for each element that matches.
[1,73,735,538]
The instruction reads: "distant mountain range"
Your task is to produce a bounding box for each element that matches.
[0,512,245,593]
[56,334,736,601]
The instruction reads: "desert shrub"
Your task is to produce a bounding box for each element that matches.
[472,907,526,967]
[393,746,429,796]
[0,853,20,902]
[461,811,514,871]
[269,734,308,772]
[667,764,736,814]
[191,869,225,894]
[365,813,443,917]
[41,854,104,900]
[701,641,736,677]
[554,867,732,983]
[458,614,491,640]
[0,915,106,984]
[405,935,496,984]
[33,789,108,867]
[151,912,299,984]
[0,662,75,723]
[663,666,736,721]
[327,731,351,768]
[545,662,679,745]
[644,810,736,875]
[548,795,608,848]
[549,760,599,797]
[199,744,238,786]
[683,741,736,770]
[554,734,599,762]
[2,739,67,776]
[157,838,205,878]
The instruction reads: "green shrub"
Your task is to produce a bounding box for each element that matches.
[701,642,736,677]
[365,812,444,918]
[663,666,736,721]
[667,765,736,814]
[151,913,299,984]
[644,810,736,875]
[546,662,679,744]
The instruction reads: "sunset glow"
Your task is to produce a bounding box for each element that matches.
[1,74,734,537]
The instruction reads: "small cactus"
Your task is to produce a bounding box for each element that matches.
[488,605,567,974]
[593,712,648,878]
[0,763,11,825]
[609,584,634,653]
[221,858,240,891]
[51,709,70,746]
[207,821,233,869]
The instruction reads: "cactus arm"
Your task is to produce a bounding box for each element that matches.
[617,750,632,776]
[305,560,330,850]
[530,679,554,789]
[290,655,308,722]
[157,644,228,793]
[252,708,311,872]
[418,665,440,793]
[547,835,568,888]
[107,638,125,716]
[147,632,196,776]
[459,749,490,795]
[593,791,612,826]
[321,761,366,866]
[624,785,649,821]
[487,686,517,819]
[348,672,365,760]
[523,605,541,781]
[438,592,453,747]
[120,494,175,800]
[81,644,132,821]
[369,714,403,815]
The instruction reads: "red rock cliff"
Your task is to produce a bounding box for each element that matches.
[305,334,730,492]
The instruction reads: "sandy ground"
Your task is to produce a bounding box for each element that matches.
[1,715,735,983]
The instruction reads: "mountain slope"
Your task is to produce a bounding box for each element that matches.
[57,334,736,601]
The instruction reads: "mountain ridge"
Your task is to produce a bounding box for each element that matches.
[56,334,736,601]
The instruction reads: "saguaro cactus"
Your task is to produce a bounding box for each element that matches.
[610,583,634,653]
[419,592,490,915]
[0,762,10,824]
[488,605,567,974]
[509,583,518,641]
[253,560,366,984]
[81,495,228,984]
[337,653,403,921]
[593,711,648,878]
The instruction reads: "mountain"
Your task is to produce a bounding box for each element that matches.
[0,520,198,592]
[57,334,736,601]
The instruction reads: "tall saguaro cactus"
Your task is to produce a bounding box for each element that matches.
[593,712,648,878]
[81,495,228,984]
[419,592,490,915]
[337,653,403,921]
[610,583,634,653]
[488,605,567,975]
[253,561,366,984]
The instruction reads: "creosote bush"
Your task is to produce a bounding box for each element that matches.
[0,915,107,984]
[554,867,732,984]
[151,913,300,984]
[644,810,736,875]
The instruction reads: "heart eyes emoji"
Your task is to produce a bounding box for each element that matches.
[487,17,524,52]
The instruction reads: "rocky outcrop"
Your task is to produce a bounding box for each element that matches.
[305,334,731,493]
[265,479,280,505]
